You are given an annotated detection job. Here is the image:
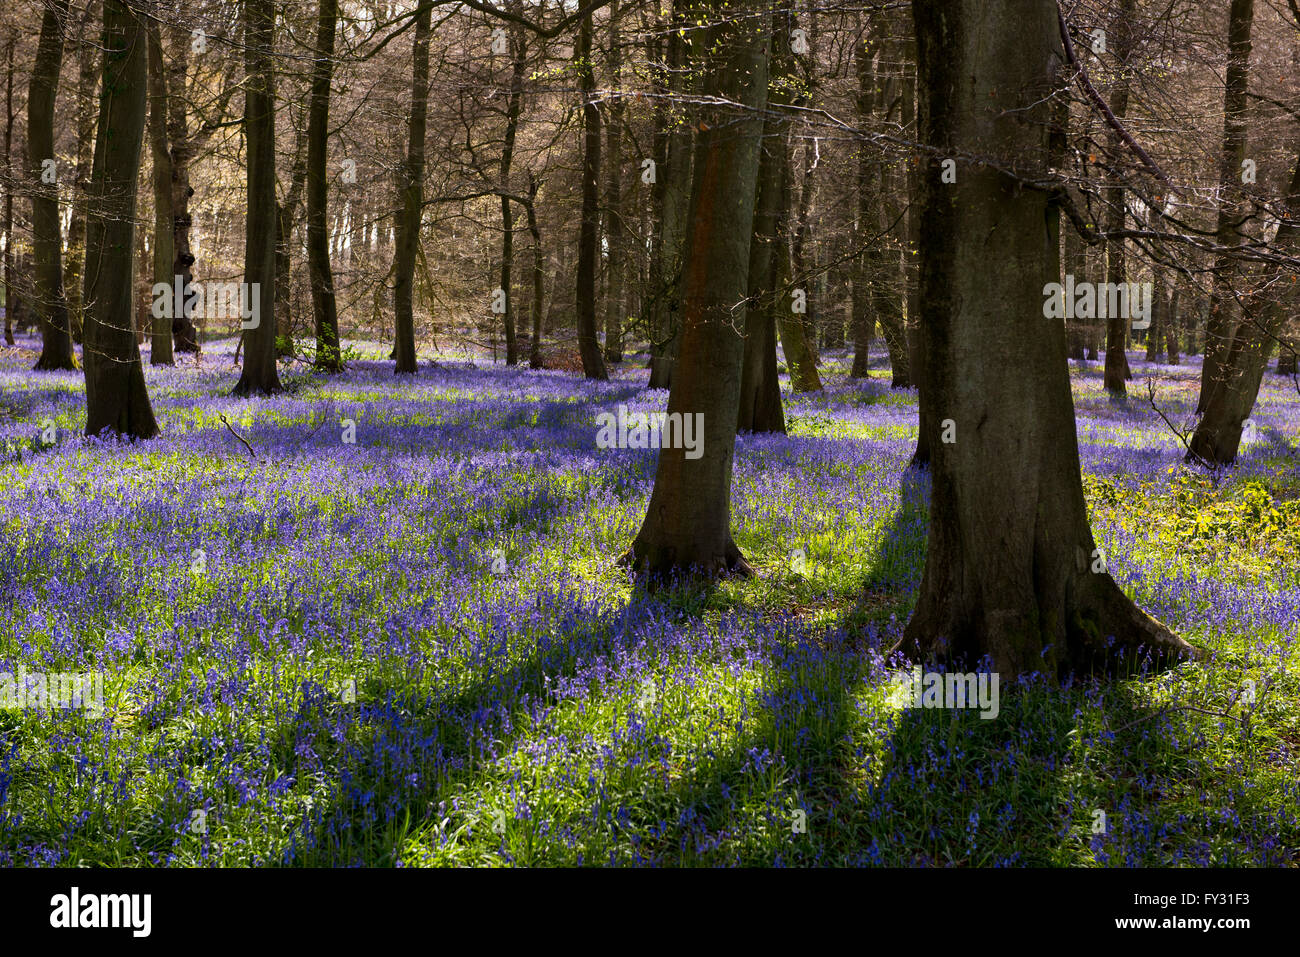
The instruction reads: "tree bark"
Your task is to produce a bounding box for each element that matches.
[525,174,545,368]
[82,0,159,438]
[1102,0,1137,398]
[575,12,609,380]
[736,25,789,435]
[647,1,691,389]
[392,1,431,374]
[30,0,77,370]
[623,0,772,579]
[901,0,1197,678]
[165,20,200,353]
[146,18,175,365]
[232,0,282,396]
[64,3,98,346]
[1198,0,1255,414]
[307,0,343,372]
[499,21,526,366]
[1189,150,1300,464]
[3,35,15,347]
[602,0,625,364]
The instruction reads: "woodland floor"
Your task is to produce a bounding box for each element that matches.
[0,334,1297,865]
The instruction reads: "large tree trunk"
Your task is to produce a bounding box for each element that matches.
[65,3,98,346]
[1198,0,1255,414]
[623,0,771,578]
[307,0,342,372]
[901,0,1197,678]
[82,0,159,438]
[647,1,691,389]
[392,1,430,374]
[146,19,174,365]
[30,0,77,371]
[1189,151,1300,464]
[575,12,609,380]
[232,0,281,396]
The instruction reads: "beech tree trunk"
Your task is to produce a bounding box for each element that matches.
[1102,0,1136,399]
[1189,151,1300,464]
[232,0,282,396]
[602,0,625,364]
[901,0,1197,678]
[307,0,343,372]
[575,12,608,380]
[65,3,98,345]
[166,20,200,353]
[30,0,77,371]
[499,22,525,367]
[1165,286,1181,364]
[392,1,430,374]
[736,22,789,435]
[647,1,691,389]
[82,0,159,438]
[1199,0,1255,413]
[526,175,544,369]
[3,36,15,347]
[146,19,174,365]
[624,0,771,578]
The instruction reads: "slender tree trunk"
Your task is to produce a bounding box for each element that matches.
[146,19,175,365]
[602,0,625,364]
[30,0,77,370]
[3,36,15,347]
[167,20,199,353]
[499,22,525,366]
[623,0,772,578]
[1165,286,1181,365]
[232,0,281,396]
[307,0,342,372]
[737,26,789,434]
[647,1,690,389]
[575,12,609,379]
[275,131,307,358]
[1146,270,1165,363]
[850,25,875,380]
[83,0,159,438]
[65,3,98,346]
[786,135,824,387]
[1279,345,1296,375]
[1199,0,1255,413]
[1102,0,1136,398]
[392,1,430,374]
[901,0,1196,677]
[526,174,545,369]
[778,139,823,394]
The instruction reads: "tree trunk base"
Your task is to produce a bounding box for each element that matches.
[619,537,754,585]
[900,568,1201,679]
